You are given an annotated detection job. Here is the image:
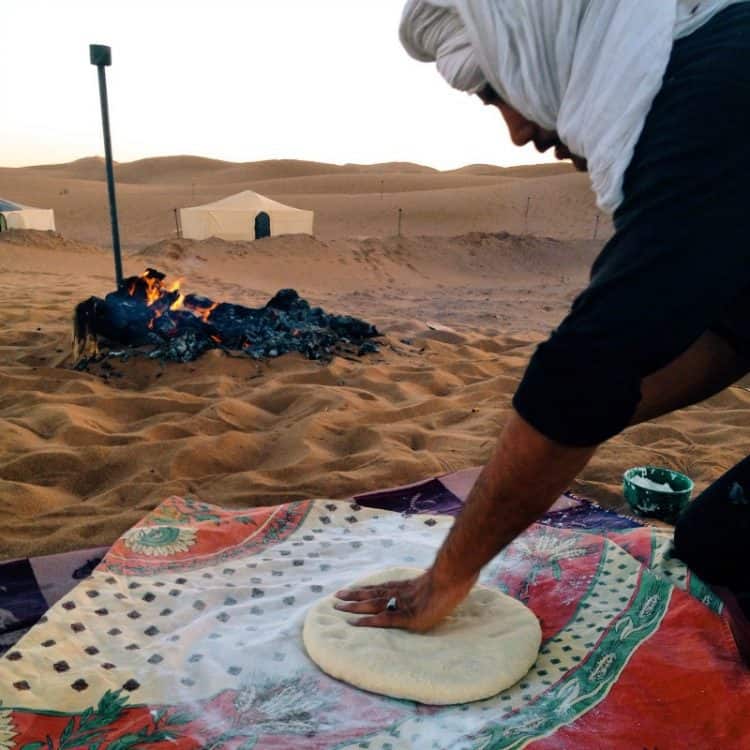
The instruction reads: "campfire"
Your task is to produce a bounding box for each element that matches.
[73,268,380,365]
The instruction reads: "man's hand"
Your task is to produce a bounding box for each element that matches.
[336,411,596,633]
[334,568,478,632]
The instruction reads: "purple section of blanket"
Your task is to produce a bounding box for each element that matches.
[354,477,464,517]
[354,468,642,533]
[0,546,108,655]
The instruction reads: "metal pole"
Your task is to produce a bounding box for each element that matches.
[173,208,182,239]
[90,44,123,287]
[397,208,403,237]
[524,196,531,234]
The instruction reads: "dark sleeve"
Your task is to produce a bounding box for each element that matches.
[512,328,643,447]
[512,214,750,446]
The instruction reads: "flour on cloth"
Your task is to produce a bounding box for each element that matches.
[399,0,746,214]
[303,566,541,705]
[0,496,737,748]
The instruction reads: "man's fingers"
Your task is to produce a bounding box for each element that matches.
[335,580,408,601]
[335,586,389,602]
[334,597,388,615]
[349,612,410,629]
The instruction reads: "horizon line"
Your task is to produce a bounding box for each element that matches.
[0,153,566,173]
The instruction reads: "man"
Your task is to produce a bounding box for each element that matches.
[334,0,750,665]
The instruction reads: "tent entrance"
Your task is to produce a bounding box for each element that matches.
[254,211,270,239]
[0,214,6,233]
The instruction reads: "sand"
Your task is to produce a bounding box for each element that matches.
[0,157,610,248]
[0,157,748,559]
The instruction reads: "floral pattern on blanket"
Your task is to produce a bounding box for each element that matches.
[2,497,747,749]
[104,497,312,576]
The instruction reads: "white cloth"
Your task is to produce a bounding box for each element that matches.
[400,0,745,214]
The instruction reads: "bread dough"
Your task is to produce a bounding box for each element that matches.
[303,567,542,705]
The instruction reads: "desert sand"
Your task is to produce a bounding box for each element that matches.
[1,156,748,559]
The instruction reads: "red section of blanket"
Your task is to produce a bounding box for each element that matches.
[4,494,749,750]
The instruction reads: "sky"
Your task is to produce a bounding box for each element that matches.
[3,0,555,171]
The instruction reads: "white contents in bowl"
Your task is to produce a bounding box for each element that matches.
[630,475,674,492]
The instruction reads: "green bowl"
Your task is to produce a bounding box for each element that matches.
[622,466,693,524]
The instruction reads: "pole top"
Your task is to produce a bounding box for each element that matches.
[89,44,112,66]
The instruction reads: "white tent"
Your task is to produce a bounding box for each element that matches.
[0,198,56,232]
[179,190,314,241]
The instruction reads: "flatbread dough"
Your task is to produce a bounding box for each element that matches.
[303,567,542,705]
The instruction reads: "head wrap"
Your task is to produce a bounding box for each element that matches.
[399,1,485,93]
[400,0,735,213]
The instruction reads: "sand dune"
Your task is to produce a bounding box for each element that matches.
[28,156,570,183]
[0,156,610,249]
[449,163,574,178]
[1,223,748,560]
[24,156,439,185]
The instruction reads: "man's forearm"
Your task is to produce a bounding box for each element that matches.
[430,331,750,586]
[432,411,596,586]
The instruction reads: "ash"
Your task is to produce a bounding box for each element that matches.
[74,271,381,365]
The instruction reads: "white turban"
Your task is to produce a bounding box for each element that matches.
[400,0,742,214]
[399,1,486,93]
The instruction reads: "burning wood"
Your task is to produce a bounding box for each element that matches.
[73,268,380,365]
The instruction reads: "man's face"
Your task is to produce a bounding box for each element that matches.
[477,85,588,172]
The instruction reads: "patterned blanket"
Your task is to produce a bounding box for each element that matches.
[0,469,637,658]
[1,477,749,748]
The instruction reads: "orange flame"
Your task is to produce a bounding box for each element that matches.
[143,274,163,306]
[127,270,218,324]
[189,300,219,322]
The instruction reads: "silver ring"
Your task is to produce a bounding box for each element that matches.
[386,596,398,612]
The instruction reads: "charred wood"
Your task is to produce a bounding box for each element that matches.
[72,270,380,366]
